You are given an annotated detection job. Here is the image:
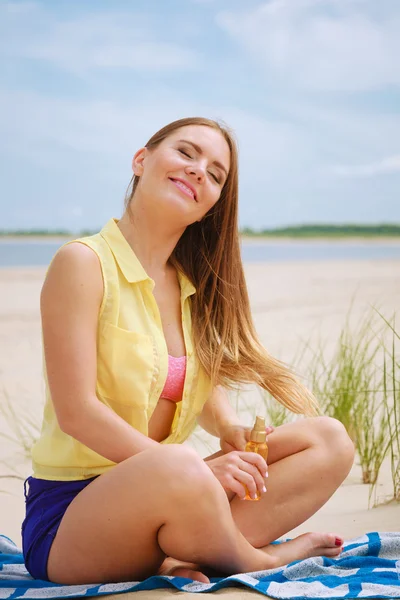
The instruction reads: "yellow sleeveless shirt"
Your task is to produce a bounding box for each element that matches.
[31,218,212,480]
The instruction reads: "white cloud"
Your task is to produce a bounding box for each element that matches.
[272,93,400,166]
[329,155,400,177]
[217,0,400,91]
[0,3,201,74]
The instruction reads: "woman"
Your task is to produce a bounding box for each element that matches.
[22,117,355,585]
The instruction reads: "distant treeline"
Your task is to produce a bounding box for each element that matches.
[1,224,400,238]
[240,224,400,237]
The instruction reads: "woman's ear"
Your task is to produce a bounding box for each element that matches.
[132,147,146,176]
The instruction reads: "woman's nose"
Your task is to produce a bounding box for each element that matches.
[185,164,205,181]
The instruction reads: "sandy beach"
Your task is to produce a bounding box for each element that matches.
[0,257,399,597]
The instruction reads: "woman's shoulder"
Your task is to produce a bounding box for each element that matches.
[48,229,114,276]
[44,233,120,321]
[62,230,107,257]
[43,241,104,303]
[40,242,104,328]
[51,239,102,275]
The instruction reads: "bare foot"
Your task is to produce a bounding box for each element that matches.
[157,557,210,584]
[262,532,344,568]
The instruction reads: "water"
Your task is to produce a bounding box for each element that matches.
[0,240,68,268]
[242,241,400,262]
[1,238,400,268]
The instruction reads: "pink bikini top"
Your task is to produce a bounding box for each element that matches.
[160,354,187,403]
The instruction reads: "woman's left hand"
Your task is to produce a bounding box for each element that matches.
[219,423,274,454]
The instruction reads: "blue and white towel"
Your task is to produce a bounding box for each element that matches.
[0,531,399,598]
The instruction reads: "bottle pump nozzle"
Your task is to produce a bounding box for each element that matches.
[250,416,267,443]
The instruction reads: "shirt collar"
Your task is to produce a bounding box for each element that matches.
[100,218,197,300]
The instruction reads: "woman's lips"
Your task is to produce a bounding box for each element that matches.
[169,178,197,202]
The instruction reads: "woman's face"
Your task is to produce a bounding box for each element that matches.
[132,125,231,224]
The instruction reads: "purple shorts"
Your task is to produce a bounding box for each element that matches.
[22,475,98,581]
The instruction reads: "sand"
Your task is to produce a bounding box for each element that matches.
[0,258,399,598]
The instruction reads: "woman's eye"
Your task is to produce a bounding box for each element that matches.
[178,148,221,184]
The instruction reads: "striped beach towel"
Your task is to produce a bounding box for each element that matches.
[0,531,399,597]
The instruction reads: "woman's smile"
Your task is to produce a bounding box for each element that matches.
[169,178,197,202]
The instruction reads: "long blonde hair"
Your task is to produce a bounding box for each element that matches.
[125,117,319,417]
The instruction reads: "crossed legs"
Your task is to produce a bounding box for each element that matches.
[162,416,355,579]
[46,417,354,583]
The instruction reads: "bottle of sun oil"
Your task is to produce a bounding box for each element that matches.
[244,415,268,501]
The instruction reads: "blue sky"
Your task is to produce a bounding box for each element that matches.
[1,0,399,232]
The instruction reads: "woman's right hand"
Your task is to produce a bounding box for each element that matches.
[205,451,268,500]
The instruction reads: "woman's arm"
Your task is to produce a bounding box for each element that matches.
[197,385,242,437]
[41,242,159,464]
[198,386,274,457]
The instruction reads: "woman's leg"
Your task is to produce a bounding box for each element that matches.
[214,416,354,564]
[160,417,354,576]
[46,444,279,585]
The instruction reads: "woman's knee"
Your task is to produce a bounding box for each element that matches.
[313,416,355,471]
[127,443,219,496]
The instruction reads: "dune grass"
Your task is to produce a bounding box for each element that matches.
[308,310,388,484]
[0,386,41,487]
[256,307,399,505]
[380,314,400,501]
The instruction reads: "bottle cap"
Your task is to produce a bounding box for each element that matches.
[250,415,267,443]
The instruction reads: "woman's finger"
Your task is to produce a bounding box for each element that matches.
[237,458,267,495]
[227,475,248,499]
[237,450,268,478]
[230,469,260,499]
